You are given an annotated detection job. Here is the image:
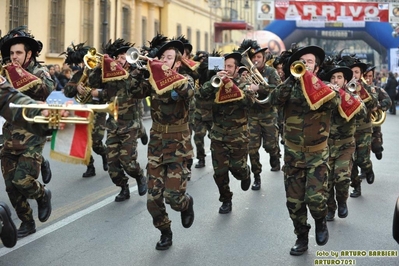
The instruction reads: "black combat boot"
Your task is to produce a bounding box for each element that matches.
[135,175,147,196]
[270,155,281,171]
[115,184,130,202]
[181,194,194,228]
[156,228,173,250]
[83,156,96,178]
[326,211,335,221]
[241,167,251,191]
[37,188,52,222]
[0,202,17,247]
[251,174,261,190]
[17,220,36,238]
[101,154,108,171]
[219,201,232,214]
[290,233,309,256]
[41,159,52,184]
[350,184,361,198]
[140,130,148,145]
[366,169,375,184]
[195,159,205,168]
[337,202,348,218]
[315,218,329,246]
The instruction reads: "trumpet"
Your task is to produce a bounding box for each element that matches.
[290,60,306,78]
[210,75,223,88]
[9,97,118,129]
[346,79,358,92]
[83,47,103,69]
[126,47,150,69]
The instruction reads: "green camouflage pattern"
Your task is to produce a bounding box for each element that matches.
[1,61,54,223]
[371,86,391,154]
[199,77,254,202]
[326,106,357,212]
[269,77,338,235]
[248,66,282,175]
[130,72,194,230]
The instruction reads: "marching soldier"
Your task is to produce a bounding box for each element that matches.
[0,26,53,238]
[268,44,339,255]
[237,39,282,191]
[62,42,109,178]
[89,39,147,202]
[199,52,255,214]
[337,55,379,197]
[363,64,391,160]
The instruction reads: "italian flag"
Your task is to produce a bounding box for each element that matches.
[50,110,93,165]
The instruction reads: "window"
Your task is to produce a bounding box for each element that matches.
[154,20,159,35]
[196,30,201,51]
[49,0,65,54]
[142,17,147,46]
[82,0,94,46]
[122,6,131,41]
[187,27,192,43]
[177,24,182,37]
[99,0,110,48]
[8,0,29,29]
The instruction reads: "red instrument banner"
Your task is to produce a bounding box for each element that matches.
[275,1,388,22]
[4,63,42,92]
[215,76,244,104]
[300,70,336,110]
[338,88,362,122]
[147,59,187,95]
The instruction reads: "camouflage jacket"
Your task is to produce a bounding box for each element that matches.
[63,68,103,104]
[329,90,357,141]
[88,67,141,132]
[199,76,255,141]
[3,61,54,153]
[269,77,339,168]
[355,81,379,133]
[0,79,52,138]
[374,85,392,111]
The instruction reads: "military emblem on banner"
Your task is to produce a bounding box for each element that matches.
[147,59,187,95]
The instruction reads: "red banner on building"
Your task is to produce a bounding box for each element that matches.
[275,1,389,22]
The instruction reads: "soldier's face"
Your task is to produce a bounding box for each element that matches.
[115,53,127,67]
[160,49,181,70]
[224,58,238,77]
[364,71,374,85]
[351,67,362,80]
[10,43,32,65]
[330,72,346,88]
[300,53,318,74]
[251,53,264,69]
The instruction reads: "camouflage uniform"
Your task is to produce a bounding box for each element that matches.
[248,66,282,177]
[193,85,213,163]
[1,61,54,223]
[89,68,145,189]
[199,77,254,203]
[350,81,378,190]
[371,86,391,159]
[63,69,107,174]
[269,77,339,237]
[326,91,357,215]
[130,74,194,231]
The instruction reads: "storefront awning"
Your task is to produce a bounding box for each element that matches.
[214,22,253,43]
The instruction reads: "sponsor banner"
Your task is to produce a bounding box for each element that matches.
[275,1,388,22]
[257,1,275,20]
[389,3,399,23]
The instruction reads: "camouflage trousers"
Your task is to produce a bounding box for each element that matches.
[284,164,329,236]
[211,137,250,202]
[193,117,212,160]
[92,112,107,157]
[248,114,280,175]
[371,126,383,154]
[326,140,355,212]
[1,144,45,222]
[146,131,192,230]
[106,127,143,187]
[350,131,372,187]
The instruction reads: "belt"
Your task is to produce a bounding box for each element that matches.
[211,124,248,135]
[152,121,189,133]
[285,139,328,153]
[328,137,354,146]
[356,121,372,131]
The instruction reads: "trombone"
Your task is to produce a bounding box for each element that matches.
[83,47,103,69]
[9,97,118,129]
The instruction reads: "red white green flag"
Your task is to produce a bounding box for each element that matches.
[50,110,93,165]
